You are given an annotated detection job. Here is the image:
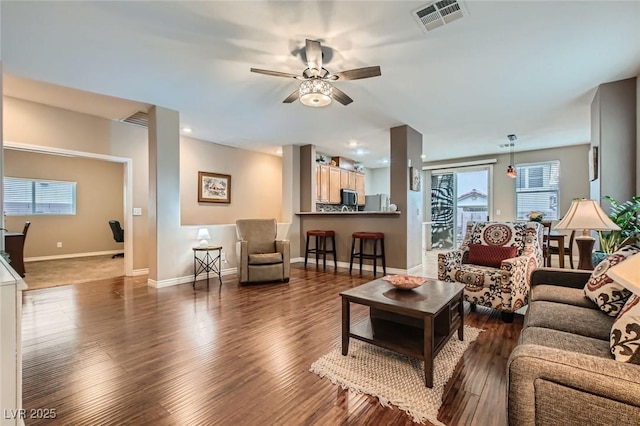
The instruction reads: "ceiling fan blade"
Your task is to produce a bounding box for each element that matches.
[331,86,353,106]
[331,66,381,81]
[250,68,299,79]
[305,39,323,74]
[282,90,299,104]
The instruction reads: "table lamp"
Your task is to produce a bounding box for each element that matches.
[608,253,640,295]
[554,199,620,270]
[196,228,211,248]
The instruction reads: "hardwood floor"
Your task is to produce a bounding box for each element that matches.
[21,264,523,425]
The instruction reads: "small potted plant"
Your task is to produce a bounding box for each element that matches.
[593,195,640,265]
[528,211,545,223]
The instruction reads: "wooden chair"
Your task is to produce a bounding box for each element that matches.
[549,230,576,269]
[22,221,31,239]
[541,221,552,267]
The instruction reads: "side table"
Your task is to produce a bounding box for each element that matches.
[192,246,223,289]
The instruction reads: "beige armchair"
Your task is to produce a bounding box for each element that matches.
[235,219,290,284]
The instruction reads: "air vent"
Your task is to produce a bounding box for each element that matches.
[412,0,468,32]
[121,111,148,127]
[499,143,515,148]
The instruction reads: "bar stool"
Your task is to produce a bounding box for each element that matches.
[349,232,386,276]
[304,230,337,270]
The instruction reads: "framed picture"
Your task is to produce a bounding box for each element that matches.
[198,172,231,203]
[589,146,598,181]
[410,166,421,191]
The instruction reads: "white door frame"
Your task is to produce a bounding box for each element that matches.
[428,164,494,249]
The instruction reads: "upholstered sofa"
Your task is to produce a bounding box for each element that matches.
[507,268,640,425]
[438,221,544,322]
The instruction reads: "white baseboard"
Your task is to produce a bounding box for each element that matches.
[406,263,425,275]
[147,266,237,288]
[25,250,123,262]
[145,258,421,289]
[300,258,408,275]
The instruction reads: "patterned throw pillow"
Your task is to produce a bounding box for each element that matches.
[468,222,528,256]
[610,294,640,363]
[584,244,640,316]
[467,243,518,268]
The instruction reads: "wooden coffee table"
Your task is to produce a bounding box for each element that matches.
[340,278,465,388]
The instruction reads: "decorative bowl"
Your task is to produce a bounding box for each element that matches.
[381,275,427,290]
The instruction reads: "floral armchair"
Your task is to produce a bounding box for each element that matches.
[437,221,544,322]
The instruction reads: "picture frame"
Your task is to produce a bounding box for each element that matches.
[410,166,421,191]
[198,171,231,203]
[589,146,598,181]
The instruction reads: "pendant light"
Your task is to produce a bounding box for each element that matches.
[506,134,517,178]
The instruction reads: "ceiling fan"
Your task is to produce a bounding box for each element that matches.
[250,39,381,107]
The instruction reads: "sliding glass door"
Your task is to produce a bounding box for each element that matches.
[430,167,491,249]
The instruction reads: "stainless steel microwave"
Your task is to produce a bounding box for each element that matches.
[340,189,358,206]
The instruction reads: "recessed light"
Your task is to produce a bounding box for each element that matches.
[182,127,192,133]
[355,148,365,155]
[348,140,358,148]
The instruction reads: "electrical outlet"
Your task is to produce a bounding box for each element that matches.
[496,209,501,216]
[133,207,142,216]
[221,252,227,262]
[57,242,62,248]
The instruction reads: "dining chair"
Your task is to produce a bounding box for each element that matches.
[549,230,576,269]
[541,220,552,267]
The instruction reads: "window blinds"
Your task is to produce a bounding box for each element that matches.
[4,177,76,215]
[515,161,560,220]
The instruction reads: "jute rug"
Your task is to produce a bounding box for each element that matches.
[310,325,483,425]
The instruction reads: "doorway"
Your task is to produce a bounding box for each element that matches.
[429,167,491,249]
[3,142,134,279]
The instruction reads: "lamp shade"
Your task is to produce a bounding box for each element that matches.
[554,199,620,231]
[607,253,640,295]
[197,228,210,247]
[299,79,332,107]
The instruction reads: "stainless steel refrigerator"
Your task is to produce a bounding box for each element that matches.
[364,194,390,211]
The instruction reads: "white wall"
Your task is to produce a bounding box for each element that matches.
[3,97,288,281]
[423,144,591,221]
[180,137,282,225]
[365,167,391,196]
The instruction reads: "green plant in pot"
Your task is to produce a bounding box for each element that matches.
[593,195,640,265]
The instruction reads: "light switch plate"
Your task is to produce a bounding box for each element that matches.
[133,208,142,216]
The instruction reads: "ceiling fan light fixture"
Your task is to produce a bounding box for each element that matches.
[299,79,332,107]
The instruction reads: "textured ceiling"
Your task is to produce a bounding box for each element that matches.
[2,1,640,167]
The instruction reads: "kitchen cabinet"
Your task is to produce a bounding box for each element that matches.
[340,169,349,190]
[355,173,365,206]
[316,164,365,204]
[317,164,329,202]
[1,258,26,426]
[329,167,341,203]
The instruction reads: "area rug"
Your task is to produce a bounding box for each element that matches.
[310,325,483,425]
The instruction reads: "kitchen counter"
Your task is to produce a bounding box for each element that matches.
[296,211,404,269]
[296,211,401,215]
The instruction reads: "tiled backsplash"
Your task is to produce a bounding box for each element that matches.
[316,203,358,212]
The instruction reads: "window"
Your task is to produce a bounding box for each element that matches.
[515,161,559,220]
[4,177,76,215]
